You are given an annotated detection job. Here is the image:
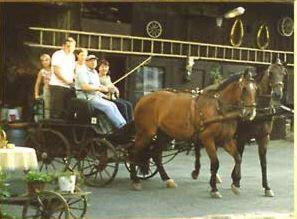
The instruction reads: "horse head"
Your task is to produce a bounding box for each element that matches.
[238,70,257,121]
[266,58,288,104]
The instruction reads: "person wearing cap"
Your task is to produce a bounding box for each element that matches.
[49,37,76,119]
[98,58,133,122]
[75,54,126,129]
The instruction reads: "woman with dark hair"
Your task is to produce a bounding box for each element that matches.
[98,59,133,122]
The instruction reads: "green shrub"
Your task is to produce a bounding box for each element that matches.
[26,171,52,183]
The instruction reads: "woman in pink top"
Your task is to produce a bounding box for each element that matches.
[34,54,52,119]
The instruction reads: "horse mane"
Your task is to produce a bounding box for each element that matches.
[255,66,268,83]
[216,72,243,91]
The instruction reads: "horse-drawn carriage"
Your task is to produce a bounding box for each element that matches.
[9,58,290,200]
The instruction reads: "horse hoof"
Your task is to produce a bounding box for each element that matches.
[210,191,222,199]
[131,183,142,191]
[191,170,199,180]
[231,184,240,195]
[265,189,274,197]
[165,179,177,188]
[216,174,222,184]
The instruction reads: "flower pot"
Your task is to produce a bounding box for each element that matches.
[58,175,76,193]
[27,181,46,194]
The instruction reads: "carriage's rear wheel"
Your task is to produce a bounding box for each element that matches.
[24,128,71,173]
[22,190,70,219]
[80,138,119,187]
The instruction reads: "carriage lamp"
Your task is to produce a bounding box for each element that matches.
[216,7,245,28]
[224,7,245,19]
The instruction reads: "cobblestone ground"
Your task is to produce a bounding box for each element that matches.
[2,139,294,218]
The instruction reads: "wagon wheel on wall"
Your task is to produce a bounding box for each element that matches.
[24,128,71,173]
[22,190,70,219]
[79,138,119,187]
[146,20,162,38]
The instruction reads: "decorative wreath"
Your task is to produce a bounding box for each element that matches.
[256,24,270,50]
[230,18,244,47]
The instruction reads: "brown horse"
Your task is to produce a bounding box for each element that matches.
[192,59,288,197]
[129,71,257,198]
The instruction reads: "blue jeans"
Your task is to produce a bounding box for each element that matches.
[90,96,126,128]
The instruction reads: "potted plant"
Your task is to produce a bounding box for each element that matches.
[25,170,52,194]
[57,171,77,193]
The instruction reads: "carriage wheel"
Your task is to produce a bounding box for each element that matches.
[124,159,158,180]
[80,138,119,187]
[22,190,70,219]
[24,128,71,173]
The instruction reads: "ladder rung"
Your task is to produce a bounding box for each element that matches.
[120,38,123,51]
[110,37,113,50]
[88,35,91,48]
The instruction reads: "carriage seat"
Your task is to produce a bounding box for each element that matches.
[68,98,114,135]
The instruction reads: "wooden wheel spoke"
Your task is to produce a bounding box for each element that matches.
[69,210,79,219]
[67,198,81,206]
[103,169,111,178]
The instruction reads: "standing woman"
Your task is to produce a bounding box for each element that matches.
[34,54,52,119]
[75,48,88,74]
[98,59,133,122]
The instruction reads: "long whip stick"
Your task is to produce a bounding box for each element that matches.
[113,56,152,85]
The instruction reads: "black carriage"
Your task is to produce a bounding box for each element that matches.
[23,97,158,187]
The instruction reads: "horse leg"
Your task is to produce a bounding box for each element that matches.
[237,138,246,158]
[224,140,242,195]
[202,138,221,198]
[130,131,153,191]
[256,135,274,197]
[192,143,222,183]
[191,143,201,180]
[152,137,177,188]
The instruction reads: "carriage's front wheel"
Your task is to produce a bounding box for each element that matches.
[79,138,119,187]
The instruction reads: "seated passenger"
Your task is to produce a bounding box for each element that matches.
[75,54,126,129]
[98,59,134,122]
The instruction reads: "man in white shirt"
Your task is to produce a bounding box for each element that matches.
[49,37,76,119]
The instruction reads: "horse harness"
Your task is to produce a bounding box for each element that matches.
[190,90,255,135]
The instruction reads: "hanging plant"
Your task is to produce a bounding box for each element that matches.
[209,64,222,84]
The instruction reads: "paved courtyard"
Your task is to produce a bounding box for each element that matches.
[2,139,294,218]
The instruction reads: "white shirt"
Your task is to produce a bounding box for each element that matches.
[75,62,87,75]
[49,49,75,88]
